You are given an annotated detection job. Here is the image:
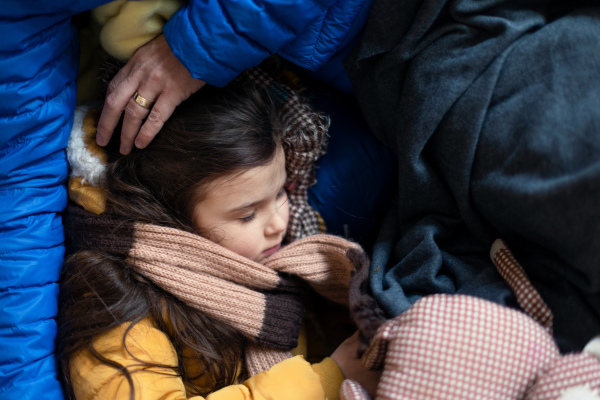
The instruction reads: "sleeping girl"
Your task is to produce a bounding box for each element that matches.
[57,68,380,399]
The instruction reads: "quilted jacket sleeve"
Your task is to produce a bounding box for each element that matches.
[91,0,371,90]
[0,1,105,398]
[163,0,339,87]
[70,318,345,400]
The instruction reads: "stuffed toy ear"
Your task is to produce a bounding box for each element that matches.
[359,313,402,372]
[490,239,553,333]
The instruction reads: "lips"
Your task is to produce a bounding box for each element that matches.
[262,242,281,257]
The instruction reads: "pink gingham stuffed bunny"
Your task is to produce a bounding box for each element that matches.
[344,240,600,400]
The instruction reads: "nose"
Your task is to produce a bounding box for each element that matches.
[265,204,288,237]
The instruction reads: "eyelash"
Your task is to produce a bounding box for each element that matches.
[240,188,286,223]
[241,212,256,223]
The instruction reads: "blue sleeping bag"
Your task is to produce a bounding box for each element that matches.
[306,81,396,250]
[0,2,108,399]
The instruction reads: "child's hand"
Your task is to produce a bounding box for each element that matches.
[96,34,205,155]
[331,331,381,398]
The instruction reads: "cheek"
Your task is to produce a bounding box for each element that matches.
[218,227,262,259]
[203,226,227,244]
[231,240,263,262]
[282,199,291,226]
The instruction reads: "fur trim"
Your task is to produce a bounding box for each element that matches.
[67,104,108,185]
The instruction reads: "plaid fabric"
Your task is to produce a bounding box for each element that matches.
[341,379,370,400]
[69,67,329,240]
[491,239,554,334]
[527,353,600,400]
[362,294,559,400]
[341,241,600,400]
[243,67,329,242]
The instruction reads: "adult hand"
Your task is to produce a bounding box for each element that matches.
[331,331,381,398]
[96,34,206,154]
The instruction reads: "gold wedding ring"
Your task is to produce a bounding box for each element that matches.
[133,91,153,109]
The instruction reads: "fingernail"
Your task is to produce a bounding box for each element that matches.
[135,139,145,149]
[120,144,127,155]
[96,135,106,146]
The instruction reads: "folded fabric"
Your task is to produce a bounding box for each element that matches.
[346,0,600,351]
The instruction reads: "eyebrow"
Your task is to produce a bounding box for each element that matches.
[226,179,287,214]
[228,199,262,213]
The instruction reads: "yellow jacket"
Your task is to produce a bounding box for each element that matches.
[70,317,345,400]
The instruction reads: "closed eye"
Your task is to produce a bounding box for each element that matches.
[241,212,256,223]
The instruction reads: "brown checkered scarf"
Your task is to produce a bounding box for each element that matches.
[76,64,328,240]
[242,68,329,242]
[67,204,362,376]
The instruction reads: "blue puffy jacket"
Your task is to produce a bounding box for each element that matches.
[0,1,372,398]
[164,0,372,91]
[0,2,109,398]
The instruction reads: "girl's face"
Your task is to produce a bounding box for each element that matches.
[192,146,289,262]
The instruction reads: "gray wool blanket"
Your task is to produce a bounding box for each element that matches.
[345,0,600,351]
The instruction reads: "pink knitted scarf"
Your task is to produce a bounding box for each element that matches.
[67,205,362,375]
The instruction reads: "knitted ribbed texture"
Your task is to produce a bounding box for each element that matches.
[129,223,360,345]
[67,204,363,374]
[263,234,359,305]
[245,344,292,376]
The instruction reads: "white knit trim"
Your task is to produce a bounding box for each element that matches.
[67,104,107,185]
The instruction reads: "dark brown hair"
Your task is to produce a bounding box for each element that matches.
[58,77,285,399]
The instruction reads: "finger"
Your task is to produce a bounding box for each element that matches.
[106,60,133,97]
[134,97,174,149]
[96,62,135,146]
[135,79,206,149]
[96,75,139,147]
[119,91,157,154]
